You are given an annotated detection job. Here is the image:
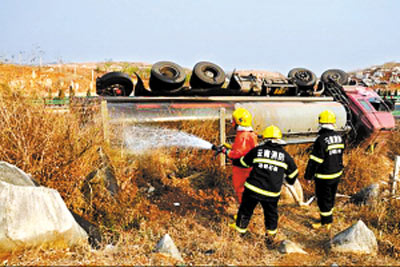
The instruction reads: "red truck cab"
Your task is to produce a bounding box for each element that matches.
[343,85,395,145]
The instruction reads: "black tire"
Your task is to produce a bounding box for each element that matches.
[96,72,133,96]
[321,69,349,86]
[149,61,186,91]
[288,68,317,87]
[189,61,226,89]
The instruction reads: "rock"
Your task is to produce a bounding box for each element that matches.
[82,165,118,197]
[350,184,379,205]
[0,161,35,186]
[154,234,183,261]
[0,162,102,250]
[82,148,118,198]
[325,220,378,255]
[278,240,308,254]
[147,184,155,194]
[0,181,88,253]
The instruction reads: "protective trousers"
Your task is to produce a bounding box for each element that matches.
[315,178,340,224]
[232,166,252,203]
[228,130,258,203]
[236,189,279,234]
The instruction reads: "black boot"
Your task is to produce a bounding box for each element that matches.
[265,233,277,250]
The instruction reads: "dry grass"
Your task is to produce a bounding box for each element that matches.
[1,63,400,265]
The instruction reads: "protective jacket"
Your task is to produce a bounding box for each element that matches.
[227,126,258,203]
[230,140,298,235]
[232,140,298,201]
[305,128,344,224]
[305,128,344,180]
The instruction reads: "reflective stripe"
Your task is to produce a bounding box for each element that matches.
[310,154,324,164]
[267,229,277,235]
[253,158,288,169]
[288,169,298,179]
[234,225,247,233]
[240,156,250,168]
[244,182,281,197]
[315,170,343,179]
[320,209,333,217]
[326,144,344,151]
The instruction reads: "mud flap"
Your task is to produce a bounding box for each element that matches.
[227,72,242,90]
[134,73,153,96]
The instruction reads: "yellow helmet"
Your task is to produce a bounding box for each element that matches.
[319,110,336,124]
[232,107,252,127]
[262,125,282,139]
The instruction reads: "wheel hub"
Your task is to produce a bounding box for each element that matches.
[331,74,340,81]
[296,71,311,81]
[160,67,178,79]
[204,67,217,79]
[103,84,125,96]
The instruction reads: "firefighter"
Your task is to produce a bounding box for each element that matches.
[305,110,345,230]
[223,107,258,203]
[228,125,299,247]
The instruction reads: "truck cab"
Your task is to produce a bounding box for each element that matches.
[342,85,395,144]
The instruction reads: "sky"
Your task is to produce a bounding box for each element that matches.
[0,0,399,75]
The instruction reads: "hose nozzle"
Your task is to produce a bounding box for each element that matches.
[211,144,226,157]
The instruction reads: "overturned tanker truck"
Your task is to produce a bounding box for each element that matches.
[95,61,395,146]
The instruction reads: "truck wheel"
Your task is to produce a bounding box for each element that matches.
[288,68,317,88]
[149,61,186,91]
[96,72,133,96]
[189,61,226,89]
[321,69,349,85]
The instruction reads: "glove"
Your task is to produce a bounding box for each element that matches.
[212,144,230,157]
[222,143,232,149]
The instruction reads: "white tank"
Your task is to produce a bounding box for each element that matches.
[106,96,348,144]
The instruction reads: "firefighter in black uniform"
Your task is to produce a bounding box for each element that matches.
[305,110,345,230]
[228,125,299,246]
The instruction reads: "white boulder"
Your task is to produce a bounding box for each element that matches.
[154,234,183,261]
[278,240,308,254]
[0,161,35,186]
[0,181,88,253]
[325,220,378,255]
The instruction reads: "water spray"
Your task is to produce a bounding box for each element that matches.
[123,125,215,153]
